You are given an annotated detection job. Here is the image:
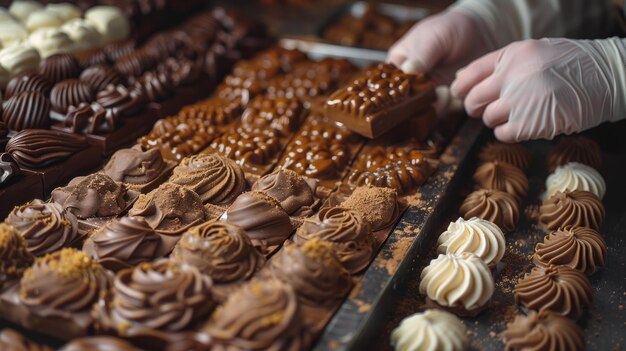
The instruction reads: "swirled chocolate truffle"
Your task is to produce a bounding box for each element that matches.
[38,54,81,83]
[51,173,128,219]
[251,168,317,216]
[539,190,605,230]
[295,207,374,274]
[103,148,173,192]
[169,153,245,206]
[96,84,145,118]
[473,161,528,200]
[83,217,163,272]
[502,311,585,351]
[514,265,592,319]
[547,135,601,172]
[2,91,51,131]
[20,248,111,313]
[135,70,175,102]
[533,226,606,275]
[221,191,293,252]
[171,221,264,283]
[202,279,308,351]
[102,260,215,335]
[129,182,206,236]
[59,336,140,351]
[478,142,531,171]
[5,129,89,169]
[6,200,79,257]
[0,329,53,351]
[0,223,34,290]
[460,189,519,232]
[271,239,351,305]
[209,126,282,173]
[79,64,125,92]
[340,185,400,231]
[64,102,116,134]
[0,153,20,185]
[50,79,95,114]
[5,73,52,99]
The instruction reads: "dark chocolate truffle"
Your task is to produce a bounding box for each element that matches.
[114,49,157,77]
[5,129,89,169]
[171,221,264,283]
[6,199,79,256]
[50,79,94,114]
[50,173,129,219]
[2,91,51,131]
[169,153,246,205]
[79,64,124,92]
[96,84,145,118]
[38,53,81,83]
[295,207,374,274]
[135,70,175,102]
[5,73,52,99]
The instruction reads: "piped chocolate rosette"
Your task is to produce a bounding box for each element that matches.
[18,248,112,325]
[103,147,175,193]
[171,221,264,285]
[169,153,246,206]
[129,183,206,253]
[94,260,215,347]
[547,135,601,172]
[251,168,318,217]
[51,173,132,220]
[294,207,374,274]
[83,216,165,272]
[473,161,528,201]
[0,223,34,291]
[477,142,531,171]
[502,311,585,351]
[460,189,519,233]
[270,239,352,306]
[220,191,293,255]
[539,190,605,231]
[202,279,309,351]
[514,265,592,319]
[6,199,80,256]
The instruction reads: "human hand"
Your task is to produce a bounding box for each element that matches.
[387,10,494,85]
[451,38,626,142]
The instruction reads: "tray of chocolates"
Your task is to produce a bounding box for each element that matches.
[361,125,626,351]
[0,42,482,350]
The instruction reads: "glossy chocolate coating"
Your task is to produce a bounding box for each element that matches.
[5,129,89,168]
[103,147,170,190]
[6,199,79,256]
[79,64,125,92]
[0,153,21,185]
[50,79,95,114]
[171,221,264,283]
[64,102,116,134]
[295,207,374,274]
[38,54,81,83]
[2,91,51,131]
[96,84,145,117]
[135,70,175,102]
[252,168,317,216]
[209,125,281,173]
[241,96,303,136]
[50,173,128,219]
[114,49,157,77]
[5,73,53,99]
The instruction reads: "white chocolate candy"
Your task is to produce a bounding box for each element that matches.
[25,10,63,32]
[9,1,44,22]
[29,28,74,58]
[0,8,17,23]
[0,44,40,76]
[85,6,129,43]
[62,19,103,51]
[419,252,494,312]
[0,21,28,47]
[437,217,505,266]
[546,162,606,199]
[391,309,468,351]
[46,3,82,22]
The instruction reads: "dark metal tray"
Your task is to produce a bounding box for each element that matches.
[364,123,626,351]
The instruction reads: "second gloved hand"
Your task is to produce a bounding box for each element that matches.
[451,38,626,142]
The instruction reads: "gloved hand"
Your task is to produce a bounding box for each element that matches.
[387,0,615,85]
[451,38,626,142]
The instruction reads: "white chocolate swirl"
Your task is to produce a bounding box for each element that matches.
[29,28,74,58]
[9,1,44,22]
[62,19,102,51]
[437,217,505,266]
[419,253,494,311]
[546,162,606,199]
[85,6,129,43]
[391,309,468,351]
[0,44,40,76]
[0,22,28,47]
[25,10,63,32]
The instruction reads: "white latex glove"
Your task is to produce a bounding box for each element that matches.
[387,0,615,84]
[451,38,626,142]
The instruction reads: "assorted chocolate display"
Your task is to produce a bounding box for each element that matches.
[0,31,442,349]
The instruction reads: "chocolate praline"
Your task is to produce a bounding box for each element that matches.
[171,221,264,283]
[5,73,52,99]
[340,185,400,231]
[79,64,125,92]
[2,91,51,131]
[6,199,79,256]
[38,53,81,83]
[251,168,317,216]
[50,79,95,114]
[103,147,173,193]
